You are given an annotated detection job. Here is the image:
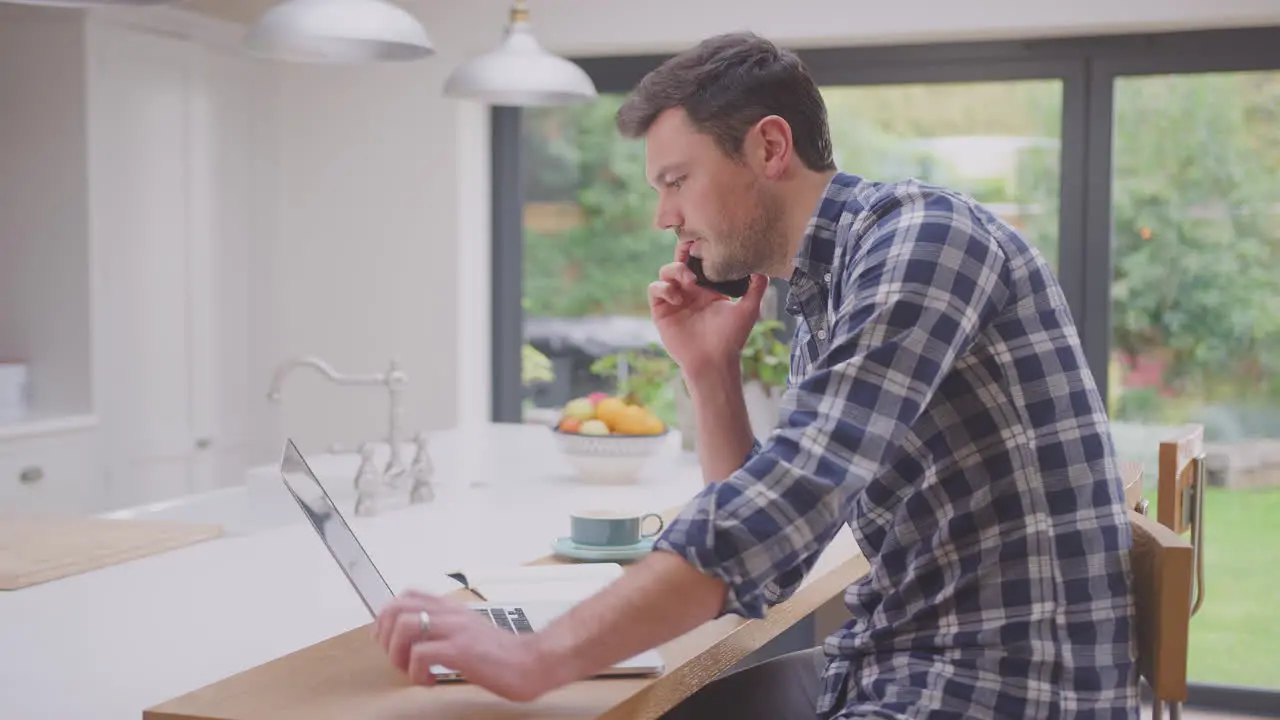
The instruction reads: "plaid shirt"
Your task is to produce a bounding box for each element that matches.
[655,172,1139,718]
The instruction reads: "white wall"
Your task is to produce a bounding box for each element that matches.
[262,1,492,451]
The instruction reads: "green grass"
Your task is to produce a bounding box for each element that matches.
[1143,485,1280,689]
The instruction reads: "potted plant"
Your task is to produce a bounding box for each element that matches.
[588,345,680,427]
[738,320,790,441]
[672,319,792,450]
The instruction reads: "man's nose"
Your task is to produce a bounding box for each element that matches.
[653,197,682,231]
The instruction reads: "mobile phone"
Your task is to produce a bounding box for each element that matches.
[685,256,751,298]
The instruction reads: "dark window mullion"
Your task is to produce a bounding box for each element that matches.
[490,105,524,423]
[1081,58,1116,410]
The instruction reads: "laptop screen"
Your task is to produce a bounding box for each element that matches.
[279,439,396,616]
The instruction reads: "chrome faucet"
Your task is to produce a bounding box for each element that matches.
[266,355,411,480]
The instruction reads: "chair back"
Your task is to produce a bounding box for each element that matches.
[1156,425,1207,616]
[1157,426,1204,535]
[1129,509,1195,715]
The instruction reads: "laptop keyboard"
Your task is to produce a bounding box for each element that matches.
[474,607,535,635]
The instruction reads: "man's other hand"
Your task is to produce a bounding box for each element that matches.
[373,590,560,702]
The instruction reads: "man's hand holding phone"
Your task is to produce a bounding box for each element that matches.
[648,243,768,380]
[649,242,768,483]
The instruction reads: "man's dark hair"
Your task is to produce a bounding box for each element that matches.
[617,32,835,172]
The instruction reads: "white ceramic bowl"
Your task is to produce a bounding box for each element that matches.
[552,428,670,483]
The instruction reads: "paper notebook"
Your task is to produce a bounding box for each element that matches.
[440,562,624,605]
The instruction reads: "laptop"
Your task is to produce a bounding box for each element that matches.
[278,438,665,681]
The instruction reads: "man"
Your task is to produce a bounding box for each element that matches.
[373,32,1138,719]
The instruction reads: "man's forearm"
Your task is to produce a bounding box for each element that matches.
[529,550,726,690]
[685,362,757,484]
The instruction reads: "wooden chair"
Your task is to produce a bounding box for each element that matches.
[1130,508,1195,720]
[1156,426,1207,616]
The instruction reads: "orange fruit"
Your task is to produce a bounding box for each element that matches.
[612,405,653,435]
[558,417,582,433]
[642,414,665,435]
[595,397,628,429]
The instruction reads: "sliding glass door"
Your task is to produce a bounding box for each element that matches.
[1105,67,1280,694]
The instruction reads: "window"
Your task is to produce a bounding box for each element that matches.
[519,96,678,428]
[822,80,1063,269]
[513,80,1071,433]
[1107,69,1280,691]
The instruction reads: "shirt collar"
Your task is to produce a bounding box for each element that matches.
[785,171,865,316]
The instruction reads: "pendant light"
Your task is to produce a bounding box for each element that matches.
[444,0,596,106]
[244,0,434,64]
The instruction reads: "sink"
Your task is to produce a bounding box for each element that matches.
[102,441,427,535]
[97,485,300,536]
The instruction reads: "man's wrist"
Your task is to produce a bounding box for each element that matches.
[524,619,586,691]
[517,552,728,694]
[683,359,742,395]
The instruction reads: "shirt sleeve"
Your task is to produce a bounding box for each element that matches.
[653,193,1012,619]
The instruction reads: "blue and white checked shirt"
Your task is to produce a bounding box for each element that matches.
[655,172,1139,719]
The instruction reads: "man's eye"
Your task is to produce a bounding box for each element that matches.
[669,177,684,189]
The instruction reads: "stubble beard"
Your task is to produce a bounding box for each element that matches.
[703,184,786,282]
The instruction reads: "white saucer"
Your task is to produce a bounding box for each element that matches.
[551,536,655,562]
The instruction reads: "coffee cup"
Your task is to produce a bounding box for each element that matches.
[569,509,664,547]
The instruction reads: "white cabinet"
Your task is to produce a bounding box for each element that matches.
[0,8,106,512]
[0,6,273,513]
[0,420,102,515]
[88,24,200,508]
[86,15,268,509]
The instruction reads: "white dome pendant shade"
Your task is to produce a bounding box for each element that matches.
[244,0,434,64]
[445,0,597,106]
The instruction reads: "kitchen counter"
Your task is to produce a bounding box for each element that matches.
[0,423,711,720]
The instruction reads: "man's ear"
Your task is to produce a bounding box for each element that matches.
[754,115,793,178]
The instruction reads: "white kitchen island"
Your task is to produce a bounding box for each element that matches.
[0,423,715,720]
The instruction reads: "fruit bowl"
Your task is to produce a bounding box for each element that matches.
[552,428,670,483]
[552,393,671,483]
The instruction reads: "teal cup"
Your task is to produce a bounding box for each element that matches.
[570,509,665,547]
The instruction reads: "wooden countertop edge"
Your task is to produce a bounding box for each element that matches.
[597,548,868,720]
[143,506,868,720]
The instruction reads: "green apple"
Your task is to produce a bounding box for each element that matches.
[562,398,595,421]
[579,419,610,436]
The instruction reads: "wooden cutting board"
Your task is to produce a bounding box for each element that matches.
[0,515,224,590]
